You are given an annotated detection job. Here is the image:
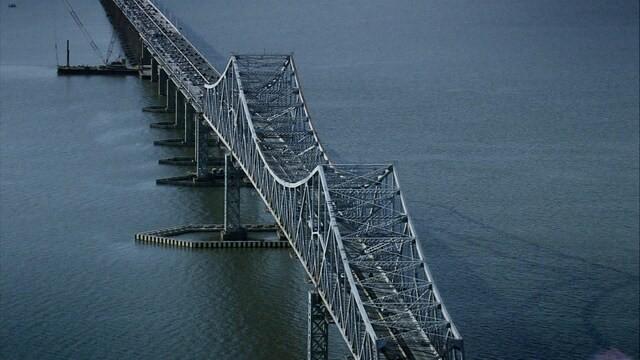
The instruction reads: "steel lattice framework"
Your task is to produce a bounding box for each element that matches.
[203,55,464,359]
[108,1,464,358]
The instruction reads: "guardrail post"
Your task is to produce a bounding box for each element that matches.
[308,290,329,360]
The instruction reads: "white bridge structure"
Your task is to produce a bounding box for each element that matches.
[101,0,464,358]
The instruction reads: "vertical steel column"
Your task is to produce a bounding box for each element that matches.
[195,113,209,178]
[166,81,176,112]
[151,58,158,82]
[158,67,167,96]
[308,290,329,360]
[448,340,465,360]
[139,42,152,78]
[184,103,195,144]
[222,152,245,240]
[174,91,185,128]
[139,40,146,66]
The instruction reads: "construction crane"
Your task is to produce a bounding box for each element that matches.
[63,0,113,65]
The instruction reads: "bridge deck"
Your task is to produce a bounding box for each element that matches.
[113,0,218,110]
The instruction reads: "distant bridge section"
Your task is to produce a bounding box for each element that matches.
[103,0,218,111]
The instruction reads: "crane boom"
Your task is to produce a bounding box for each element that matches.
[62,0,106,64]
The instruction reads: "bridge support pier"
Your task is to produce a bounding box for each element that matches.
[158,67,167,96]
[151,58,158,82]
[165,81,176,113]
[195,113,210,179]
[184,103,195,144]
[221,152,247,240]
[174,91,185,129]
[155,114,226,187]
[140,42,150,65]
[308,290,329,360]
[139,44,152,78]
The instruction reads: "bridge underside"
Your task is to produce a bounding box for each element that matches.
[101,1,464,359]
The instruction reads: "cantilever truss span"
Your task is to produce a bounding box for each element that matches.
[204,55,464,360]
[106,0,464,358]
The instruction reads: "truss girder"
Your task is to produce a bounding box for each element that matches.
[107,2,463,357]
[198,54,464,360]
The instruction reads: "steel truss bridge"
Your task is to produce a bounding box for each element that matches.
[102,0,464,358]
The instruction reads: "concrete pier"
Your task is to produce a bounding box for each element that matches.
[156,175,221,187]
[143,105,171,114]
[184,104,195,144]
[158,157,225,167]
[139,44,152,79]
[221,152,247,241]
[175,91,185,128]
[155,173,252,187]
[158,67,167,96]
[195,113,210,179]
[151,58,158,82]
[165,81,176,113]
[153,138,192,147]
[158,156,197,166]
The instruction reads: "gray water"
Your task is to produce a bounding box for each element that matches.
[1,1,638,359]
